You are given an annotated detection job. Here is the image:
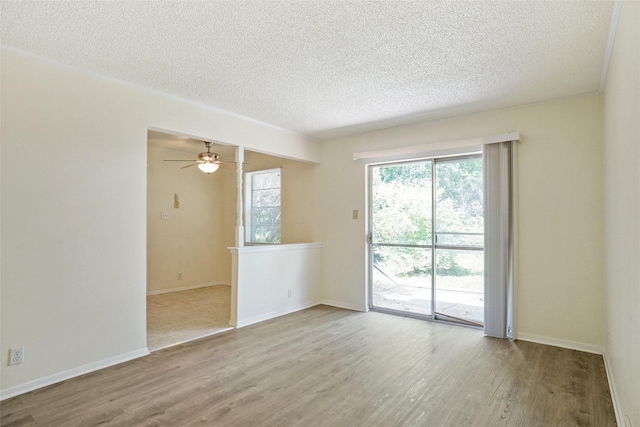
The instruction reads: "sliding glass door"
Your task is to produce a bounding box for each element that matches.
[433,157,484,325]
[369,155,484,326]
[370,161,433,315]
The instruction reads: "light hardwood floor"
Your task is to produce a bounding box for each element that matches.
[1,305,616,426]
[147,286,232,351]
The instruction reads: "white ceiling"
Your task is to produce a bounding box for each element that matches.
[1,1,615,140]
[147,130,237,157]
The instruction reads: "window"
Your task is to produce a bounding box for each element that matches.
[245,168,281,243]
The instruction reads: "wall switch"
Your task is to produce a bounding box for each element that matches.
[352,210,359,219]
[287,289,292,297]
[161,212,169,220]
[9,347,24,365]
[177,273,182,280]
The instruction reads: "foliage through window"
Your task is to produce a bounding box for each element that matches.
[245,168,281,243]
[371,157,483,278]
[370,155,485,324]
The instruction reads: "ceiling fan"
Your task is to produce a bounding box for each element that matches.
[163,141,232,174]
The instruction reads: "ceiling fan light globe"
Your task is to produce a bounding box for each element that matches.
[198,162,219,174]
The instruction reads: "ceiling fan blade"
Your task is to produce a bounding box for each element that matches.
[181,163,199,169]
[215,160,251,165]
[164,160,198,162]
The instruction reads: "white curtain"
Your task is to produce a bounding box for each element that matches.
[483,141,516,338]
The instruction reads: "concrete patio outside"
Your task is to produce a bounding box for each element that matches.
[372,277,483,325]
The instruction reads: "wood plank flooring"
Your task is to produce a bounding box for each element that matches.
[1,305,616,426]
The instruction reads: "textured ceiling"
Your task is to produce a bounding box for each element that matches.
[1,1,614,139]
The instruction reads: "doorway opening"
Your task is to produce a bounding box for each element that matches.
[369,154,484,327]
[146,130,235,351]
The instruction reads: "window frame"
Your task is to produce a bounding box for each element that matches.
[244,168,282,244]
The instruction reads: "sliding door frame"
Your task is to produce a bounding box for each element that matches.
[367,152,483,327]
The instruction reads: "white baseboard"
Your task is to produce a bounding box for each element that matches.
[602,350,626,427]
[320,299,367,312]
[0,348,149,401]
[147,281,230,296]
[516,333,604,355]
[236,301,321,328]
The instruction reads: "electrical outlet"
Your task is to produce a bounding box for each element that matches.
[287,289,292,297]
[9,347,24,365]
[352,209,359,219]
[177,273,182,280]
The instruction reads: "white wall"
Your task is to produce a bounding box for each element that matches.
[147,145,233,293]
[0,47,319,397]
[603,2,640,425]
[230,244,322,328]
[318,94,606,348]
